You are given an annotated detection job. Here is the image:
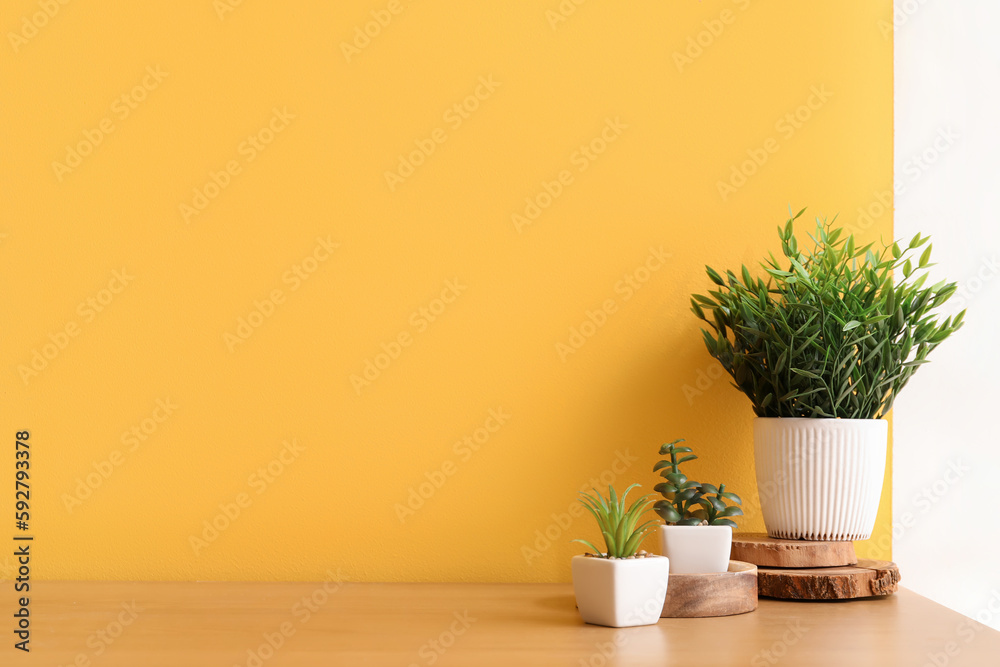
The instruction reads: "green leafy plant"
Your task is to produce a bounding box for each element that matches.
[652,440,704,526]
[653,440,743,527]
[573,484,658,558]
[695,483,743,528]
[691,210,965,419]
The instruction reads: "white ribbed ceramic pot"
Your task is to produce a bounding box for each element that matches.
[754,418,888,541]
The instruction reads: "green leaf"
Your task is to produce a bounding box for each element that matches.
[843,320,861,331]
[706,266,725,286]
[621,526,652,556]
[719,491,742,504]
[919,244,933,268]
[663,473,687,487]
[601,530,618,557]
[674,487,701,503]
[659,442,691,455]
[572,539,605,557]
[692,294,716,306]
[655,503,682,524]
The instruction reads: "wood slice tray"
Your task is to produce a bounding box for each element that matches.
[660,560,758,618]
[732,533,857,568]
[757,559,900,600]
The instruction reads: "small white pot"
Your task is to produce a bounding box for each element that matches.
[571,555,670,627]
[754,417,888,541]
[658,525,732,574]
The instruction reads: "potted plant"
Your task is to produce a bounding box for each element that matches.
[653,440,743,573]
[571,484,669,627]
[691,210,965,540]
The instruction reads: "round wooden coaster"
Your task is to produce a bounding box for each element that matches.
[732,533,857,568]
[660,560,758,618]
[757,559,900,600]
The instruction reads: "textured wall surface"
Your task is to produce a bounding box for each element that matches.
[0,0,891,581]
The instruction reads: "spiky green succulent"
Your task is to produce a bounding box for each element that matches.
[573,484,658,558]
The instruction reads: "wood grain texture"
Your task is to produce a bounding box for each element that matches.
[660,560,758,618]
[758,559,901,600]
[7,581,998,666]
[732,533,858,568]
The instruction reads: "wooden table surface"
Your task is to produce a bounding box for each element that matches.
[9,582,1000,666]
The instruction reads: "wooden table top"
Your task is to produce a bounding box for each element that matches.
[10,582,1000,666]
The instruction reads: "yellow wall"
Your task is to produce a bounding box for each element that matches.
[0,0,892,582]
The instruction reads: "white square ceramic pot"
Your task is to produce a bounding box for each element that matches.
[571,555,670,627]
[754,417,888,540]
[658,525,732,574]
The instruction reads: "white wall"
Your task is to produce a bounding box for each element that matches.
[892,0,1000,630]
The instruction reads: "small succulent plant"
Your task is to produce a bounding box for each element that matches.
[573,484,658,559]
[653,439,743,528]
[695,483,743,528]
